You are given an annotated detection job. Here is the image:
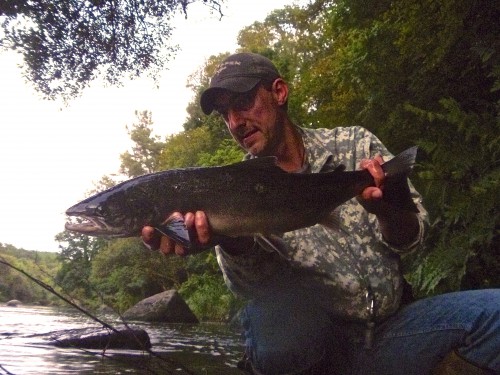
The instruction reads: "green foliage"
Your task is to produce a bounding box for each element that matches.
[402,98,499,295]
[120,110,166,176]
[158,126,220,169]
[0,0,224,100]
[179,273,236,321]
[197,139,245,167]
[90,238,187,312]
[183,54,230,134]
[179,252,243,321]
[200,0,498,296]
[22,0,497,319]
[299,0,499,295]
[54,229,108,304]
[236,6,318,126]
[0,243,62,305]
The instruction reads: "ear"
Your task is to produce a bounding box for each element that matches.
[272,78,288,106]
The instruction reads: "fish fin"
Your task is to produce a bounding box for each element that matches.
[320,208,345,233]
[155,217,191,248]
[230,157,286,173]
[381,146,420,213]
[155,216,222,253]
[381,146,418,176]
[333,164,346,173]
[382,174,420,212]
[255,234,290,259]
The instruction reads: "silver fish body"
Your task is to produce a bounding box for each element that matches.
[65,147,418,244]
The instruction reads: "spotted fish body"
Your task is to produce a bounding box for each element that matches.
[65,147,418,246]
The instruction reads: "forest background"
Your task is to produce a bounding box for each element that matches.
[1,0,498,321]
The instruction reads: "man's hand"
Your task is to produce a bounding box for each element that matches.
[141,211,211,256]
[358,154,420,247]
[358,154,385,213]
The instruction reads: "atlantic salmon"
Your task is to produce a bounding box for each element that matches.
[65,147,418,248]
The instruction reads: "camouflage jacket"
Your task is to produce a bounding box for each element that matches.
[216,126,428,321]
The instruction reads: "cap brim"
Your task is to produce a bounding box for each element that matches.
[200,77,261,115]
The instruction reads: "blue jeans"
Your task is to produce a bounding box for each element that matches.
[241,288,500,374]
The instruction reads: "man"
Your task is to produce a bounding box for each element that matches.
[142,53,499,374]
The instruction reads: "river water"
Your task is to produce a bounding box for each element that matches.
[0,304,245,375]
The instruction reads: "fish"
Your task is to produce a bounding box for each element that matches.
[65,147,418,248]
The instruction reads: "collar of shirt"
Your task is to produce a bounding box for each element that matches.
[298,127,337,173]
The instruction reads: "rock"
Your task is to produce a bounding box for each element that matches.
[6,299,22,307]
[49,327,151,350]
[123,290,199,323]
[96,304,115,314]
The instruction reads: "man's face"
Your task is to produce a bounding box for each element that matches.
[213,80,286,157]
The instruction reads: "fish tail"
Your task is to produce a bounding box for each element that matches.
[381,146,418,176]
[380,146,420,212]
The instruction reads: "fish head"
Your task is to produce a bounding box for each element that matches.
[65,187,157,237]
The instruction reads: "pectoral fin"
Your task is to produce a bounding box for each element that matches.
[155,216,223,253]
[155,216,192,249]
[255,234,290,259]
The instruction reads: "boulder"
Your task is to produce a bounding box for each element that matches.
[49,327,151,350]
[123,290,199,323]
[6,299,22,307]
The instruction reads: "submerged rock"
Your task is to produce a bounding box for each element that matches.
[123,290,199,323]
[49,327,151,350]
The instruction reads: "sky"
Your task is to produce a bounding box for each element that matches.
[0,0,305,252]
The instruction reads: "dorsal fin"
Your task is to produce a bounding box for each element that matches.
[225,156,286,173]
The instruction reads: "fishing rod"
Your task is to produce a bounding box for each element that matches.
[0,256,197,375]
[0,363,15,375]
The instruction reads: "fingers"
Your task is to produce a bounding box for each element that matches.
[159,235,184,256]
[141,226,161,250]
[360,154,385,188]
[194,211,210,244]
[358,154,385,213]
[361,186,383,201]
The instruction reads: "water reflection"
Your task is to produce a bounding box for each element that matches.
[0,305,244,374]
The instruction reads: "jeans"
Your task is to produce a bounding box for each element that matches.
[241,288,500,374]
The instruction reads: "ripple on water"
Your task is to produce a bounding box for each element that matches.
[0,305,245,374]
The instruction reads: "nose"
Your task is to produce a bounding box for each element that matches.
[226,108,245,131]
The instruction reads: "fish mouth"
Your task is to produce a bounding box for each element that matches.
[65,216,125,237]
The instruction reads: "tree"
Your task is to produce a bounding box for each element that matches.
[54,229,108,303]
[293,0,500,294]
[0,244,62,305]
[0,0,224,99]
[90,238,187,311]
[120,110,166,177]
[181,0,499,296]
[158,125,219,169]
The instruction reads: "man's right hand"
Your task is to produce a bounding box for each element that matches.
[141,211,211,256]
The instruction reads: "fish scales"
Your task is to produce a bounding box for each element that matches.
[65,147,418,244]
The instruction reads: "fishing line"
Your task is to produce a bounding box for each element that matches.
[0,363,15,375]
[0,256,197,375]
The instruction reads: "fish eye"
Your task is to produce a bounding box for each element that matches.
[94,206,105,216]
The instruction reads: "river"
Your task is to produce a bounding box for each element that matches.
[0,304,245,375]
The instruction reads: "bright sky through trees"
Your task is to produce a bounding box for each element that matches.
[0,0,304,252]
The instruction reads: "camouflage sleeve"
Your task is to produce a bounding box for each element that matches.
[376,181,429,254]
[350,126,429,254]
